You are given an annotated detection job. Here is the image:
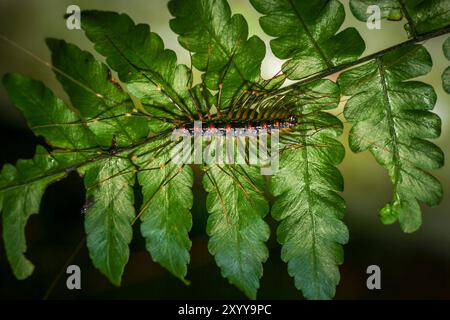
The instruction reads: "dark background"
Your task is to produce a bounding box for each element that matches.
[0,0,449,299]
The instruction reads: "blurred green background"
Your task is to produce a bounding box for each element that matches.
[0,0,449,299]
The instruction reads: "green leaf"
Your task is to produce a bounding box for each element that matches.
[1,72,109,280]
[287,78,342,113]
[203,164,270,299]
[46,38,149,147]
[0,144,98,279]
[443,67,450,94]
[136,147,193,283]
[270,80,348,299]
[349,0,450,36]
[81,10,194,118]
[0,176,4,213]
[250,0,365,80]
[169,0,266,107]
[444,37,450,60]
[2,73,98,149]
[443,37,450,93]
[0,147,66,279]
[338,45,443,233]
[350,0,402,21]
[81,157,136,286]
[403,0,450,35]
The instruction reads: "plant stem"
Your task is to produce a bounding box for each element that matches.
[277,25,450,93]
[42,237,86,300]
[398,0,418,38]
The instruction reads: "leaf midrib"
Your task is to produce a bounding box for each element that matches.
[376,57,401,198]
[299,138,321,297]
